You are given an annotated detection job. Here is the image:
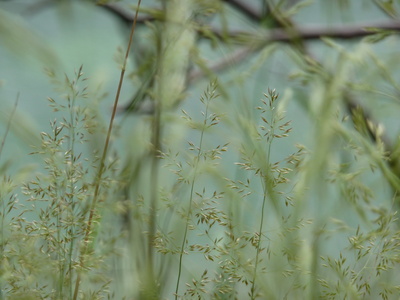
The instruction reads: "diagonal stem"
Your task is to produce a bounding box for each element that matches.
[72,1,142,299]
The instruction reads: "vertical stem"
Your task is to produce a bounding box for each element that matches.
[72,1,142,299]
[175,93,209,299]
[146,95,160,296]
[158,0,195,110]
[0,93,18,300]
[251,190,268,299]
[251,90,277,299]
[147,0,195,296]
[66,69,78,298]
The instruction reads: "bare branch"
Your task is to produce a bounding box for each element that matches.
[211,21,400,43]
[189,46,255,83]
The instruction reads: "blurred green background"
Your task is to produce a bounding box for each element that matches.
[1,0,400,298]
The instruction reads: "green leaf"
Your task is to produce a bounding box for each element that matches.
[373,0,397,18]
[363,31,393,43]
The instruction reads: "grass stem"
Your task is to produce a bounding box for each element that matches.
[72,1,142,299]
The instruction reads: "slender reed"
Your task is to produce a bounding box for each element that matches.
[72,1,142,299]
[250,89,282,299]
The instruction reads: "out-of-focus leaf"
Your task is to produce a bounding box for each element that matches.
[0,9,59,66]
[362,27,396,43]
[373,0,397,18]
[363,32,393,43]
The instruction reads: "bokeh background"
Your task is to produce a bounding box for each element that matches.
[1,0,400,299]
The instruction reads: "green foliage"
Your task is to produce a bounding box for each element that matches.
[1,69,399,299]
[1,0,400,299]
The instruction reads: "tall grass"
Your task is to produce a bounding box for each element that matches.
[1,63,400,300]
[1,1,400,300]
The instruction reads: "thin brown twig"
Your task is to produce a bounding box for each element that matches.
[188,46,256,83]
[72,1,142,299]
[211,21,400,42]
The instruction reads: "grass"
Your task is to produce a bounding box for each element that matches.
[1,64,400,300]
[1,1,400,300]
